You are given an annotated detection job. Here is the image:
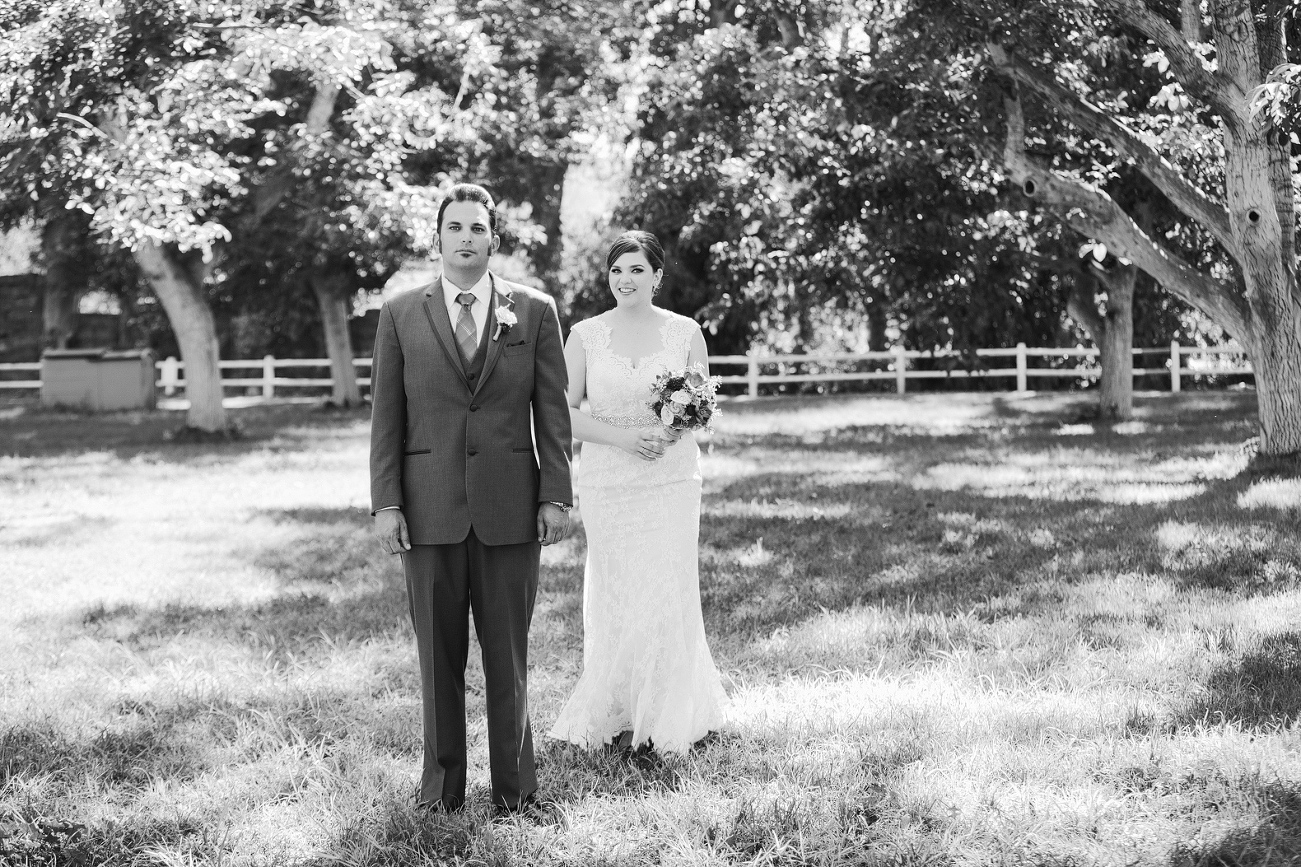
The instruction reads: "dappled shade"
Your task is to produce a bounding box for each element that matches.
[1175,632,1301,731]
[2,394,1301,865]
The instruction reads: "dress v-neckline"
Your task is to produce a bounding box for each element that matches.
[603,315,673,372]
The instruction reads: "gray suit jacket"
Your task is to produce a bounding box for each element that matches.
[369,273,573,546]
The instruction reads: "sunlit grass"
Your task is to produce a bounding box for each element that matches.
[2,391,1299,865]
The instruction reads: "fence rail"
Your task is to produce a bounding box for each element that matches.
[710,342,1250,396]
[0,362,40,390]
[0,342,1254,398]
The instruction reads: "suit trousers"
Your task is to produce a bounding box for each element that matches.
[402,529,541,810]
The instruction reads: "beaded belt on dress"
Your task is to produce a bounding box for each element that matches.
[592,411,658,428]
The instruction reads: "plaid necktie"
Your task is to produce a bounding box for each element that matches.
[454,292,478,364]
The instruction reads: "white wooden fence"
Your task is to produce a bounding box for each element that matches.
[0,342,1254,398]
[713,342,1252,396]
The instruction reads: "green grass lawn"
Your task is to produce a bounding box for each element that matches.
[2,390,1300,866]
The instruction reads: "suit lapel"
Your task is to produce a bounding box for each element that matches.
[472,274,512,399]
[421,278,470,383]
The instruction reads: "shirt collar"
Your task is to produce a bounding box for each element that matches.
[443,271,493,307]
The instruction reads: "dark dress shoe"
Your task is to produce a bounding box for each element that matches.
[492,794,563,825]
[604,730,635,753]
[608,731,655,759]
[416,795,464,814]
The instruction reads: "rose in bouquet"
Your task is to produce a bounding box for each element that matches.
[648,363,721,431]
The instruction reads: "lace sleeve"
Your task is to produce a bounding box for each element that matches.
[570,317,609,360]
[664,315,698,367]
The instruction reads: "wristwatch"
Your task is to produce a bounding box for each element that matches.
[546,501,573,512]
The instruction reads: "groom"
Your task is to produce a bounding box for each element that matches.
[369,182,573,814]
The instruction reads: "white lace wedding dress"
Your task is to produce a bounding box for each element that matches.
[548,311,727,754]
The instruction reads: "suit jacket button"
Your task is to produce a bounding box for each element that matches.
[470,404,479,412]
[467,449,477,456]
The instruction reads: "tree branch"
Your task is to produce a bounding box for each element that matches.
[0,138,30,161]
[250,82,339,223]
[990,46,1237,259]
[775,11,804,49]
[304,81,339,136]
[1022,159,1246,340]
[1067,277,1106,342]
[1093,260,1138,298]
[997,86,1248,341]
[1179,0,1201,42]
[1096,0,1244,128]
[1018,249,1085,279]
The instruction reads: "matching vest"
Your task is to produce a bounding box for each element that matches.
[460,320,491,387]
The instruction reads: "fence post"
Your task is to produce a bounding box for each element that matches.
[160,356,179,396]
[747,357,759,398]
[1016,342,1028,392]
[894,345,907,394]
[263,354,276,399]
[1170,340,1181,393]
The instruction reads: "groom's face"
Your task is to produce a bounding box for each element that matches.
[436,201,499,273]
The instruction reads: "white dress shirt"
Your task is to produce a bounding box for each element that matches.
[443,271,493,346]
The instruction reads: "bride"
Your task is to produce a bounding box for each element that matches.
[548,230,727,754]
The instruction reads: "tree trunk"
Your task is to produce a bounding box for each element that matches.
[530,158,569,295]
[42,279,79,350]
[867,303,888,352]
[991,2,1301,452]
[1247,327,1301,455]
[40,212,90,350]
[309,269,362,407]
[1096,266,1135,420]
[134,242,228,431]
[1067,263,1136,420]
[1210,0,1301,454]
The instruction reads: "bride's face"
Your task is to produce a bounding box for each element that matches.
[608,251,661,307]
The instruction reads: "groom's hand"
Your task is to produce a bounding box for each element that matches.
[537,503,570,546]
[375,508,411,554]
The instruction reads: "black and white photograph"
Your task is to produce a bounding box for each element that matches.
[2,0,1300,864]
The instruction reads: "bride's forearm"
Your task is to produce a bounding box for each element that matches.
[569,407,634,449]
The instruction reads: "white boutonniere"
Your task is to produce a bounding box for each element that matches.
[492,306,517,341]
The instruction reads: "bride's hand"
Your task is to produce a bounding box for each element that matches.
[622,427,669,461]
[659,425,684,443]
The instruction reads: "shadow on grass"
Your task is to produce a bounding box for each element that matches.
[73,504,586,659]
[0,402,371,461]
[700,477,1060,633]
[300,735,961,867]
[0,806,223,867]
[1,685,423,816]
[311,804,487,867]
[700,410,1297,645]
[1174,632,1301,730]
[79,506,407,653]
[1169,782,1301,866]
[0,709,209,789]
[5,392,1293,866]
[700,472,1265,636]
[536,739,684,800]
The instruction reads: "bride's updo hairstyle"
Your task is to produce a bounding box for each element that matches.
[606,230,665,275]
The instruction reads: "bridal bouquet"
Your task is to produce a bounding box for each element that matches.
[649,363,721,431]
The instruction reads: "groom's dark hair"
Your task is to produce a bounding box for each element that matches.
[606,230,665,273]
[437,183,500,234]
